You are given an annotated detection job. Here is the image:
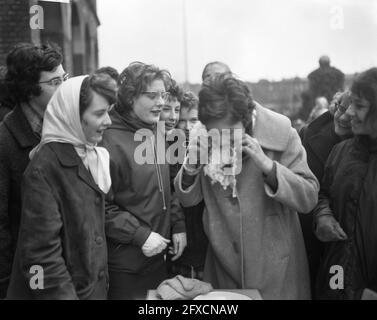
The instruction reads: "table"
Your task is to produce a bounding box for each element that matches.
[147,289,262,300]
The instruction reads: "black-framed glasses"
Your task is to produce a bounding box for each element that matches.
[39,73,70,86]
[141,91,169,101]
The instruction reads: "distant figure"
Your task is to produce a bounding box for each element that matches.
[201,61,231,83]
[308,55,344,107]
[307,96,329,123]
[0,66,12,121]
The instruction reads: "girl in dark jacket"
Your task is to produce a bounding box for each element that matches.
[102,62,186,300]
[6,74,116,299]
[314,68,377,299]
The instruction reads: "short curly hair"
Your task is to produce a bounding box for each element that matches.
[180,91,198,111]
[116,61,171,114]
[166,79,184,103]
[198,73,255,132]
[5,42,63,104]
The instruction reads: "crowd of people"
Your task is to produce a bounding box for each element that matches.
[0,42,376,300]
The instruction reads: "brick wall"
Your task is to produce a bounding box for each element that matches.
[0,0,31,65]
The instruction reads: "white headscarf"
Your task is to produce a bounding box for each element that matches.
[30,76,112,193]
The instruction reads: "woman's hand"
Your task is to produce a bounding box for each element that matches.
[142,232,170,257]
[242,134,273,174]
[315,215,348,242]
[169,232,187,261]
[183,131,208,175]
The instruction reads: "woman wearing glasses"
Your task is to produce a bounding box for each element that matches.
[6,73,116,299]
[102,62,186,300]
[314,68,377,299]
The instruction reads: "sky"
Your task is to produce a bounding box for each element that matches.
[97,0,377,83]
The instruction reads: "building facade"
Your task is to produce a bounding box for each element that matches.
[0,0,100,75]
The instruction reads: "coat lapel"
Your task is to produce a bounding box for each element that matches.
[3,105,39,148]
[253,102,292,152]
[50,143,102,194]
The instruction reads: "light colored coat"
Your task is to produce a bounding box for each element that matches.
[174,103,319,300]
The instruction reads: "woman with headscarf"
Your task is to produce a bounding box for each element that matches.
[6,73,116,299]
[314,68,377,299]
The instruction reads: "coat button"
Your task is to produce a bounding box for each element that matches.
[98,270,105,279]
[95,196,101,205]
[95,236,104,245]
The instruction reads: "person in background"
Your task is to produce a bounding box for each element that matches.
[177,92,200,138]
[159,79,183,134]
[171,91,208,280]
[0,66,12,122]
[0,43,65,299]
[102,62,186,300]
[158,79,188,273]
[314,68,377,299]
[6,74,115,300]
[308,56,344,108]
[307,96,329,123]
[7,73,115,299]
[175,74,319,299]
[201,61,231,84]
[299,91,352,299]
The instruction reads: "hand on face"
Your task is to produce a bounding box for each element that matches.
[242,134,273,174]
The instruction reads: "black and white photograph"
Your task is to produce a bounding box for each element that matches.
[0,0,377,306]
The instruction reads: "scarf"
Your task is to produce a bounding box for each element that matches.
[30,76,111,193]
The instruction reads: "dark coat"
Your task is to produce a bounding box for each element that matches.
[298,111,341,298]
[6,142,108,300]
[102,110,185,275]
[0,106,39,298]
[314,137,377,299]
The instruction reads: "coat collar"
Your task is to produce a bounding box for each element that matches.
[3,105,39,148]
[49,143,103,194]
[306,112,340,163]
[253,102,292,151]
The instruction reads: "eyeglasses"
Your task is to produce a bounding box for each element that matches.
[39,73,70,86]
[141,91,169,101]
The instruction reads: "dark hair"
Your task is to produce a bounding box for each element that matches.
[198,73,255,131]
[167,79,184,103]
[351,67,377,123]
[116,61,171,114]
[79,73,117,118]
[0,65,13,109]
[181,91,198,111]
[5,42,63,104]
[201,61,231,81]
[94,66,119,82]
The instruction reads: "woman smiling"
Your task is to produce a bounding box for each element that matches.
[6,74,116,299]
[314,68,377,299]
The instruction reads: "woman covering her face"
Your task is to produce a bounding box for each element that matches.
[175,74,319,299]
[6,74,116,299]
[314,68,377,299]
[102,62,186,300]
